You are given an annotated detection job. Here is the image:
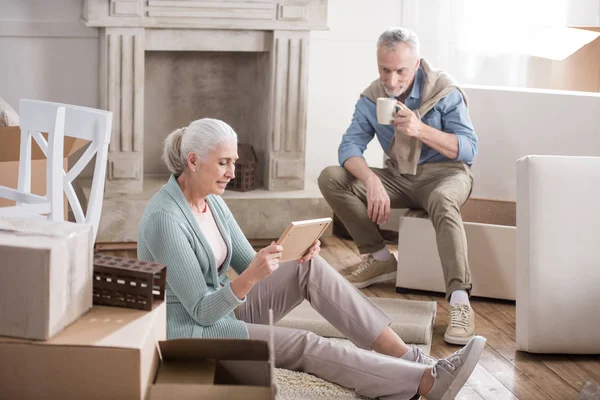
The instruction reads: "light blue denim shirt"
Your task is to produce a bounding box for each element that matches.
[338,66,478,167]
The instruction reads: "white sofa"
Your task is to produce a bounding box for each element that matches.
[516,155,600,354]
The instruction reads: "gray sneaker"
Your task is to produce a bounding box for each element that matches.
[403,345,437,366]
[425,335,486,400]
[341,254,397,289]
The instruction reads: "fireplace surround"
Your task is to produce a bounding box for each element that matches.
[83,0,332,241]
[84,0,328,193]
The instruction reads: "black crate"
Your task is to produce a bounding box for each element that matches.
[93,254,166,311]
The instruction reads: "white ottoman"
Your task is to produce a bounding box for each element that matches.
[395,199,517,301]
[516,155,600,354]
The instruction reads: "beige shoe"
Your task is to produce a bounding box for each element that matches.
[444,303,476,345]
[342,254,397,289]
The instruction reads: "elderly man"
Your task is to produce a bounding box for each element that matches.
[318,27,478,345]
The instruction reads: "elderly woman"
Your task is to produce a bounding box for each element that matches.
[138,118,485,400]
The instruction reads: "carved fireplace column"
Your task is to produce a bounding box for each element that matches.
[267,30,310,191]
[99,27,145,193]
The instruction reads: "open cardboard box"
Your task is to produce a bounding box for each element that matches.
[527,27,600,93]
[395,198,517,300]
[148,338,275,400]
[0,126,88,217]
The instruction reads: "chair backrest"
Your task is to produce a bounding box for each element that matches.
[0,102,66,222]
[8,99,112,241]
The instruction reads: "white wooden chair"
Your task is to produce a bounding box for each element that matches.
[0,99,112,242]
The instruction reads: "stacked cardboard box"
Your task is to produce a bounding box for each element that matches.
[0,217,94,339]
[0,216,274,398]
[0,303,166,399]
[0,217,166,399]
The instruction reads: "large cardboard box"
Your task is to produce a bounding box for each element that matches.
[0,126,88,216]
[0,217,93,340]
[528,27,600,93]
[0,302,166,399]
[149,338,275,400]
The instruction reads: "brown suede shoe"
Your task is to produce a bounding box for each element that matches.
[341,254,397,289]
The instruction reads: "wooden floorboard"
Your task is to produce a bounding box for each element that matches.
[97,235,599,400]
[471,301,580,399]
[467,364,518,400]
[431,298,551,400]
[456,384,486,400]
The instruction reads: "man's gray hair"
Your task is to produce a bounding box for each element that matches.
[377,27,420,57]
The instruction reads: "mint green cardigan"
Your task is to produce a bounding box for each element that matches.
[138,175,256,339]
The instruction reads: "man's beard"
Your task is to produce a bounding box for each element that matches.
[383,84,407,98]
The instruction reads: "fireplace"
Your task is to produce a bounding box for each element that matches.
[83,0,328,193]
[144,50,271,186]
[82,0,332,241]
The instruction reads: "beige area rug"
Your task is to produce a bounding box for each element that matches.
[273,297,437,400]
[276,297,436,352]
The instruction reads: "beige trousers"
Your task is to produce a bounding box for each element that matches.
[235,256,426,400]
[318,161,474,298]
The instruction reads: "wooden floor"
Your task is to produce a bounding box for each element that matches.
[100,235,600,400]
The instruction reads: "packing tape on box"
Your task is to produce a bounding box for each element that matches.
[0,218,81,320]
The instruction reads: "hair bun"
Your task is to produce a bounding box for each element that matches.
[162,128,185,175]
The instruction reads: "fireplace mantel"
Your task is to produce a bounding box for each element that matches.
[84,0,328,31]
[83,0,328,193]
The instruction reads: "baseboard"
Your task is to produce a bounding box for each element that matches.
[95,242,137,251]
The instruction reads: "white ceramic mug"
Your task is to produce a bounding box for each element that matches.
[376,97,402,125]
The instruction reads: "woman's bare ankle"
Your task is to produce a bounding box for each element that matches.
[371,327,410,358]
[417,367,435,396]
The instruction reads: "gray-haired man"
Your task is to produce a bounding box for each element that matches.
[318,27,478,345]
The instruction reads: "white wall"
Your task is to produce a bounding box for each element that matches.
[0,0,99,110]
[2,0,599,186]
[305,0,409,182]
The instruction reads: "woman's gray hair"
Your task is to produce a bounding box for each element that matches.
[162,118,238,176]
[377,27,420,58]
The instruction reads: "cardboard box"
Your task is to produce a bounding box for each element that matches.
[395,199,516,301]
[0,303,166,399]
[528,27,600,93]
[0,217,93,340]
[0,126,88,217]
[149,338,275,400]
